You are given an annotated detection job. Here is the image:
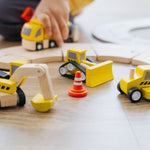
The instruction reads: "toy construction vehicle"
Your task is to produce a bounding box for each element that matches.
[21,19,79,51]
[59,48,114,87]
[0,60,57,112]
[117,65,150,103]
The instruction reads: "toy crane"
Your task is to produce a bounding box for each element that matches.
[0,63,57,112]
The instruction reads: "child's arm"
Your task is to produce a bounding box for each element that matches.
[32,0,70,47]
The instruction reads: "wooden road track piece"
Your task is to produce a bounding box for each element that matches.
[92,44,146,63]
[132,51,150,65]
[0,46,62,69]
[61,43,97,61]
[0,43,149,70]
[92,18,150,48]
[0,54,30,70]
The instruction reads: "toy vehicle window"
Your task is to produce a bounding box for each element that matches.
[144,71,150,80]
[68,52,77,59]
[80,53,85,60]
[23,28,31,36]
[11,65,19,75]
[35,29,41,38]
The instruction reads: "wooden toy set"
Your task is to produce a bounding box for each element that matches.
[1,43,150,112]
[1,17,150,112]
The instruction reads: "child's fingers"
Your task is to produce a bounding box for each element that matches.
[57,18,69,40]
[51,17,63,47]
[38,14,52,36]
[63,1,70,22]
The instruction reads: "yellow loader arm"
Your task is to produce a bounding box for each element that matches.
[10,64,57,112]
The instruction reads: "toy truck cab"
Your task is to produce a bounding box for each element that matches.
[21,19,80,51]
[67,48,86,63]
[118,65,150,102]
[65,48,87,79]
[21,19,56,51]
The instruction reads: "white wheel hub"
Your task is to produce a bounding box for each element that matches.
[81,72,86,81]
[50,41,55,47]
[67,63,75,71]
[132,91,141,101]
[37,44,42,50]
[60,67,68,75]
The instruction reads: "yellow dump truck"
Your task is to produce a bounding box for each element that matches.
[21,19,79,51]
[118,65,150,102]
[59,48,114,87]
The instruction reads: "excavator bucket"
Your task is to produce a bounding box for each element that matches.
[86,61,114,87]
[31,93,58,112]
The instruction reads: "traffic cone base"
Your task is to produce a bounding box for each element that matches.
[68,71,88,97]
[68,87,88,97]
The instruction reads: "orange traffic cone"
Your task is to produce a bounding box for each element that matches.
[68,71,88,97]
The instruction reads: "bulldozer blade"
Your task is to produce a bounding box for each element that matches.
[86,60,114,87]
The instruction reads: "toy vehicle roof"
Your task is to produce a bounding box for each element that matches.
[68,48,87,53]
[24,19,42,29]
[138,65,150,71]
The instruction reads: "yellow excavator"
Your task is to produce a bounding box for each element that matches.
[0,61,57,112]
[59,48,114,87]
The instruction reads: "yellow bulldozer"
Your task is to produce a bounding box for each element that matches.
[59,48,114,87]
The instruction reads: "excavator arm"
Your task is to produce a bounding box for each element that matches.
[9,64,57,112]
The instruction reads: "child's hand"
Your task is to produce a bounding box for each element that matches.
[32,0,70,47]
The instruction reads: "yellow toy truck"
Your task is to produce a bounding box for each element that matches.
[59,48,114,87]
[21,19,79,51]
[117,65,150,103]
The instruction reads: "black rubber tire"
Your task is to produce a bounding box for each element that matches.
[17,87,26,107]
[49,40,57,48]
[65,37,73,43]
[36,43,43,51]
[117,82,125,94]
[127,87,142,103]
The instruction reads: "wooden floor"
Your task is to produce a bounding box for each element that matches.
[1,0,150,150]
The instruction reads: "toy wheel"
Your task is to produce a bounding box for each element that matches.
[17,87,26,106]
[49,40,57,48]
[81,72,86,81]
[36,43,43,51]
[65,37,73,43]
[117,82,125,94]
[128,88,142,103]
[67,63,76,71]
[59,66,68,75]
